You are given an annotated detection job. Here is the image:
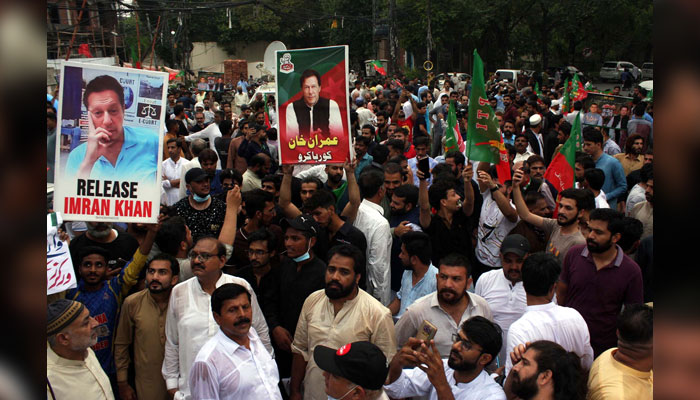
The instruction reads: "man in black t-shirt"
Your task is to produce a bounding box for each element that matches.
[69,222,140,274]
[173,168,227,241]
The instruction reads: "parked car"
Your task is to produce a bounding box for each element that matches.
[641,62,653,80]
[494,69,522,88]
[599,61,640,82]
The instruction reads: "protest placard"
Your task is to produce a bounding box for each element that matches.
[276,45,352,165]
[53,61,167,223]
[47,212,77,295]
[583,92,633,126]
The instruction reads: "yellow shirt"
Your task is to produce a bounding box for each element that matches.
[47,344,114,399]
[587,348,652,400]
[292,289,397,400]
[614,153,644,176]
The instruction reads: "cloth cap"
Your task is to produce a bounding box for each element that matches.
[500,234,531,256]
[314,341,389,390]
[47,299,85,335]
[281,214,319,237]
[185,167,210,184]
[529,114,542,126]
[355,97,365,106]
[550,99,560,108]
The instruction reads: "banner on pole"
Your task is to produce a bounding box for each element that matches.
[54,61,167,223]
[276,46,352,165]
[47,212,77,295]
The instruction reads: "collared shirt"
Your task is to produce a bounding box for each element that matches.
[47,345,114,400]
[162,157,186,206]
[114,289,169,400]
[291,289,397,400]
[189,328,282,400]
[595,191,611,209]
[626,184,646,215]
[383,361,505,400]
[505,301,594,376]
[395,291,493,357]
[185,123,223,168]
[407,156,438,186]
[594,153,627,206]
[242,169,262,192]
[587,348,653,400]
[560,244,643,356]
[474,269,527,365]
[64,125,159,182]
[162,274,271,399]
[630,201,653,239]
[285,99,344,137]
[604,138,622,156]
[396,264,439,318]
[476,190,519,267]
[513,151,535,165]
[355,152,374,179]
[178,157,201,200]
[353,199,392,305]
[614,153,644,177]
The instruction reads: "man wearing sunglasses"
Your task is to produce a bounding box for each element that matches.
[384,316,506,400]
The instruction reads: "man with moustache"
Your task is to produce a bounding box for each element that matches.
[388,184,421,294]
[388,231,438,318]
[242,153,271,192]
[189,284,283,399]
[395,253,493,357]
[324,163,351,216]
[162,236,271,400]
[475,234,530,366]
[384,316,506,400]
[286,69,343,139]
[263,215,327,381]
[505,252,594,376]
[114,254,180,400]
[47,300,113,399]
[290,244,397,400]
[512,168,594,264]
[173,167,227,240]
[557,209,643,357]
[233,229,280,309]
[504,340,587,400]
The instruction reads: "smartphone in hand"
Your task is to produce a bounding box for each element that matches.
[418,156,431,180]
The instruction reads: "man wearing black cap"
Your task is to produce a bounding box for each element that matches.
[47,299,114,399]
[314,341,390,400]
[475,234,530,366]
[262,214,327,381]
[173,167,227,240]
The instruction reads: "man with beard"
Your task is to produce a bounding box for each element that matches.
[388,231,437,318]
[375,111,390,142]
[503,94,519,123]
[188,284,283,399]
[552,121,571,157]
[582,128,627,209]
[525,155,557,211]
[557,208,643,357]
[381,162,404,219]
[324,163,351,215]
[502,119,516,146]
[47,300,113,399]
[162,236,271,400]
[385,316,506,400]
[574,154,595,188]
[114,254,180,400]
[290,244,396,400]
[226,119,250,174]
[505,340,587,400]
[614,134,645,176]
[512,168,594,264]
[241,153,271,192]
[629,172,653,239]
[173,167,227,240]
[67,225,157,395]
[505,252,594,376]
[69,221,140,274]
[388,184,421,293]
[233,229,280,309]
[475,234,530,366]
[395,253,493,357]
[239,124,273,166]
[263,214,327,381]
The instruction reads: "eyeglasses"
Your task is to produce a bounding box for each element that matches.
[246,249,269,256]
[188,251,216,262]
[452,333,480,352]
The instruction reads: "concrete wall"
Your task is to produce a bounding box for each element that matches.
[190,41,271,79]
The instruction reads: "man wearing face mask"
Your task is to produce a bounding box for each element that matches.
[173,167,227,240]
[314,341,390,400]
[262,215,327,383]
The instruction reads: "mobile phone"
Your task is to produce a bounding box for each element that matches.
[418,156,431,179]
[416,320,438,341]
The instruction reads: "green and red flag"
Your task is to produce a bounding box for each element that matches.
[263,94,272,129]
[466,49,511,184]
[562,78,571,114]
[131,46,141,69]
[571,73,588,102]
[370,60,386,76]
[544,111,582,195]
[444,99,465,154]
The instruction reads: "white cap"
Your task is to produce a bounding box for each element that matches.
[550,99,560,108]
[529,114,542,126]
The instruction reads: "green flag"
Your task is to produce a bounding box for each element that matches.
[562,79,570,113]
[544,112,581,193]
[444,99,464,153]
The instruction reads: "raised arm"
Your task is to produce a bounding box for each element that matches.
[218,186,242,246]
[511,167,545,227]
[477,170,518,223]
[461,162,475,217]
[417,171,432,229]
[279,165,302,218]
[340,159,360,223]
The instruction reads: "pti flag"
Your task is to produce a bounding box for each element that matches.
[444,100,465,154]
[544,112,582,194]
[371,60,386,76]
[276,45,352,165]
[466,49,511,184]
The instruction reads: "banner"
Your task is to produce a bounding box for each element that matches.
[197,71,225,91]
[47,212,77,295]
[583,92,633,122]
[276,46,352,165]
[54,61,167,223]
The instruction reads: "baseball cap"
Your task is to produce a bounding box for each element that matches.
[185,167,210,184]
[500,234,530,257]
[281,214,319,237]
[314,341,389,390]
[529,114,542,126]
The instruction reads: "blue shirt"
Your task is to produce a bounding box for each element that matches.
[396,264,439,317]
[355,153,374,179]
[64,125,159,183]
[594,153,627,207]
[237,80,249,93]
[407,156,438,187]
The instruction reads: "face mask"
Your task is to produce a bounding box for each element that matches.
[292,240,312,263]
[328,385,357,400]
[192,193,211,203]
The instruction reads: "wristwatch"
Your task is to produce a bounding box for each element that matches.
[490,185,500,193]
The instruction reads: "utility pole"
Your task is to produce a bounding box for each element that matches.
[426,0,432,63]
[389,0,398,75]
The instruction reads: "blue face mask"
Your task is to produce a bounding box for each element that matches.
[327,385,357,400]
[192,193,211,203]
[292,241,312,263]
